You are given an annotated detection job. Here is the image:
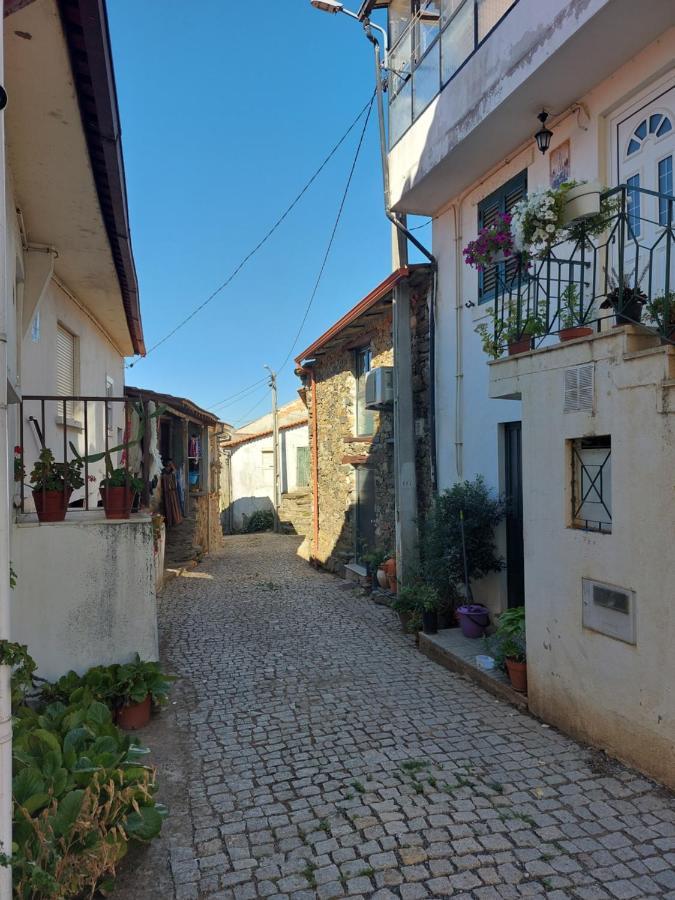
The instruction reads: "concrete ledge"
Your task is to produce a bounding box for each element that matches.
[419,630,528,711]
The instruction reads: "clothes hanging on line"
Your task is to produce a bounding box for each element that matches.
[161,465,183,527]
[188,435,201,459]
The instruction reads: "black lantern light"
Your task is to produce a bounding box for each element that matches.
[534,110,552,154]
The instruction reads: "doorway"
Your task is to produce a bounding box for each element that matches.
[504,422,524,608]
[355,466,376,564]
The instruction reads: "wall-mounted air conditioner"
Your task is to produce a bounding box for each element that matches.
[365,367,394,410]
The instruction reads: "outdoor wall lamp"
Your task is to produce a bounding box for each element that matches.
[534,110,553,154]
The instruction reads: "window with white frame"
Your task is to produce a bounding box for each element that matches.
[354,346,374,436]
[106,376,114,437]
[56,324,77,419]
[570,436,612,533]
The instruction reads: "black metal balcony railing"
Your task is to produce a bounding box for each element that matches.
[388,0,519,147]
[489,184,675,353]
[17,395,149,514]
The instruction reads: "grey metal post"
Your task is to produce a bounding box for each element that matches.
[265,366,280,533]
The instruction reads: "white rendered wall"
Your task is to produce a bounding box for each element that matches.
[490,330,675,788]
[228,424,309,530]
[12,514,158,682]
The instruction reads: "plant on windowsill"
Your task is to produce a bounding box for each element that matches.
[100,466,144,520]
[644,291,675,336]
[475,304,546,359]
[462,212,516,270]
[558,284,594,342]
[29,447,84,523]
[487,606,527,693]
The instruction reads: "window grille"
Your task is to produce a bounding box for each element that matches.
[571,436,611,533]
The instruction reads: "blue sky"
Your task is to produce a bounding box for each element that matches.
[108,1,426,426]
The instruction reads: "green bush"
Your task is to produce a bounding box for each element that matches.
[393,584,439,614]
[421,476,505,605]
[487,606,526,668]
[40,655,175,711]
[244,509,275,533]
[9,695,164,898]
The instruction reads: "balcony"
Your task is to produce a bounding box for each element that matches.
[483,185,675,356]
[386,0,674,213]
[388,0,518,148]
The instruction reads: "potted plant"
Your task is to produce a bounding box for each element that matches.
[391,588,416,632]
[644,291,675,336]
[511,185,568,259]
[600,265,648,325]
[29,447,84,522]
[476,304,546,359]
[558,284,594,341]
[362,548,388,589]
[113,654,176,730]
[100,467,144,519]
[382,554,397,593]
[489,606,527,692]
[463,212,515,270]
[561,180,602,224]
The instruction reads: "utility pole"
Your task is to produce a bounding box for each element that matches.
[264,366,280,533]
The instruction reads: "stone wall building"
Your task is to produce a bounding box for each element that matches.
[296,266,432,576]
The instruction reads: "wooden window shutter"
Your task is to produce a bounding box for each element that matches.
[477,169,527,303]
[56,325,76,418]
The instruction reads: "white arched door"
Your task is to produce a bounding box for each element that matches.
[611,81,675,302]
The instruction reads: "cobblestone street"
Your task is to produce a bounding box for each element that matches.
[113,535,675,900]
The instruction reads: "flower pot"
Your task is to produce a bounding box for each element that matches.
[376,568,389,590]
[505,658,528,693]
[116,694,151,730]
[33,488,72,523]
[456,604,490,639]
[559,325,593,342]
[100,485,137,520]
[507,337,533,356]
[562,182,601,224]
[382,557,397,594]
[422,609,438,635]
[398,610,411,632]
[386,575,398,594]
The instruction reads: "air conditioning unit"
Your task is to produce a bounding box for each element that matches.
[365,367,394,410]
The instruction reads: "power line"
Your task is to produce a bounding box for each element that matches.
[278,92,376,373]
[232,387,270,427]
[208,377,268,411]
[128,94,377,368]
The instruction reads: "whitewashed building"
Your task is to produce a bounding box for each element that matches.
[365,0,675,786]
[3,0,158,681]
[221,398,310,534]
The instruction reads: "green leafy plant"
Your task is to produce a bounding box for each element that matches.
[100,467,144,493]
[488,605,526,668]
[475,304,545,359]
[29,448,84,494]
[644,291,675,331]
[244,509,275,533]
[361,547,388,573]
[395,584,439,613]
[559,284,585,329]
[0,640,37,705]
[421,476,505,607]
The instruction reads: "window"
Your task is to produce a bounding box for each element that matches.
[626,174,641,237]
[56,324,76,419]
[296,446,310,488]
[355,346,374,436]
[262,449,274,486]
[570,436,611,533]
[477,170,527,303]
[106,376,114,437]
[626,114,672,155]
[658,155,673,226]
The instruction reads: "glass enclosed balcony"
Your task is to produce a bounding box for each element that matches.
[388,0,518,147]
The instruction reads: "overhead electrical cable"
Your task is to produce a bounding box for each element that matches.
[208,377,268,411]
[127,93,377,368]
[277,92,376,373]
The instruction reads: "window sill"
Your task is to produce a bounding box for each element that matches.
[55,416,84,432]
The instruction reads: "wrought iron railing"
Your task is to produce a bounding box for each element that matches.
[489,183,675,353]
[388,0,518,147]
[16,395,149,514]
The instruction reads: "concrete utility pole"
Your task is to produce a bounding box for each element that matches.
[264,366,280,533]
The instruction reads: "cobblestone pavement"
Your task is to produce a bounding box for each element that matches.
[113,534,675,900]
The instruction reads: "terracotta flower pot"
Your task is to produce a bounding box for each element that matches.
[116,695,151,730]
[507,337,533,356]
[559,326,593,342]
[382,556,397,594]
[100,484,136,520]
[33,488,72,523]
[505,658,528,693]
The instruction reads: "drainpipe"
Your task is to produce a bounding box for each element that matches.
[0,22,12,891]
[304,365,320,561]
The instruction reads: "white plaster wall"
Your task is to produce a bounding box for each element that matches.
[12,514,158,682]
[431,38,675,614]
[490,330,675,788]
[228,424,309,530]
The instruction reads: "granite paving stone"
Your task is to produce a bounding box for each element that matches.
[111,535,675,899]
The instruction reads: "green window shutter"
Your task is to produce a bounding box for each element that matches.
[296,446,310,488]
[477,169,527,304]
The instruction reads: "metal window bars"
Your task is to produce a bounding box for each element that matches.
[490,183,675,353]
[17,395,150,514]
[571,439,612,534]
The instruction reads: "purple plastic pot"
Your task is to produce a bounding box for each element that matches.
[456,604,490,639]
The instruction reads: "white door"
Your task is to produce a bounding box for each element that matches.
[611,81,675,302]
